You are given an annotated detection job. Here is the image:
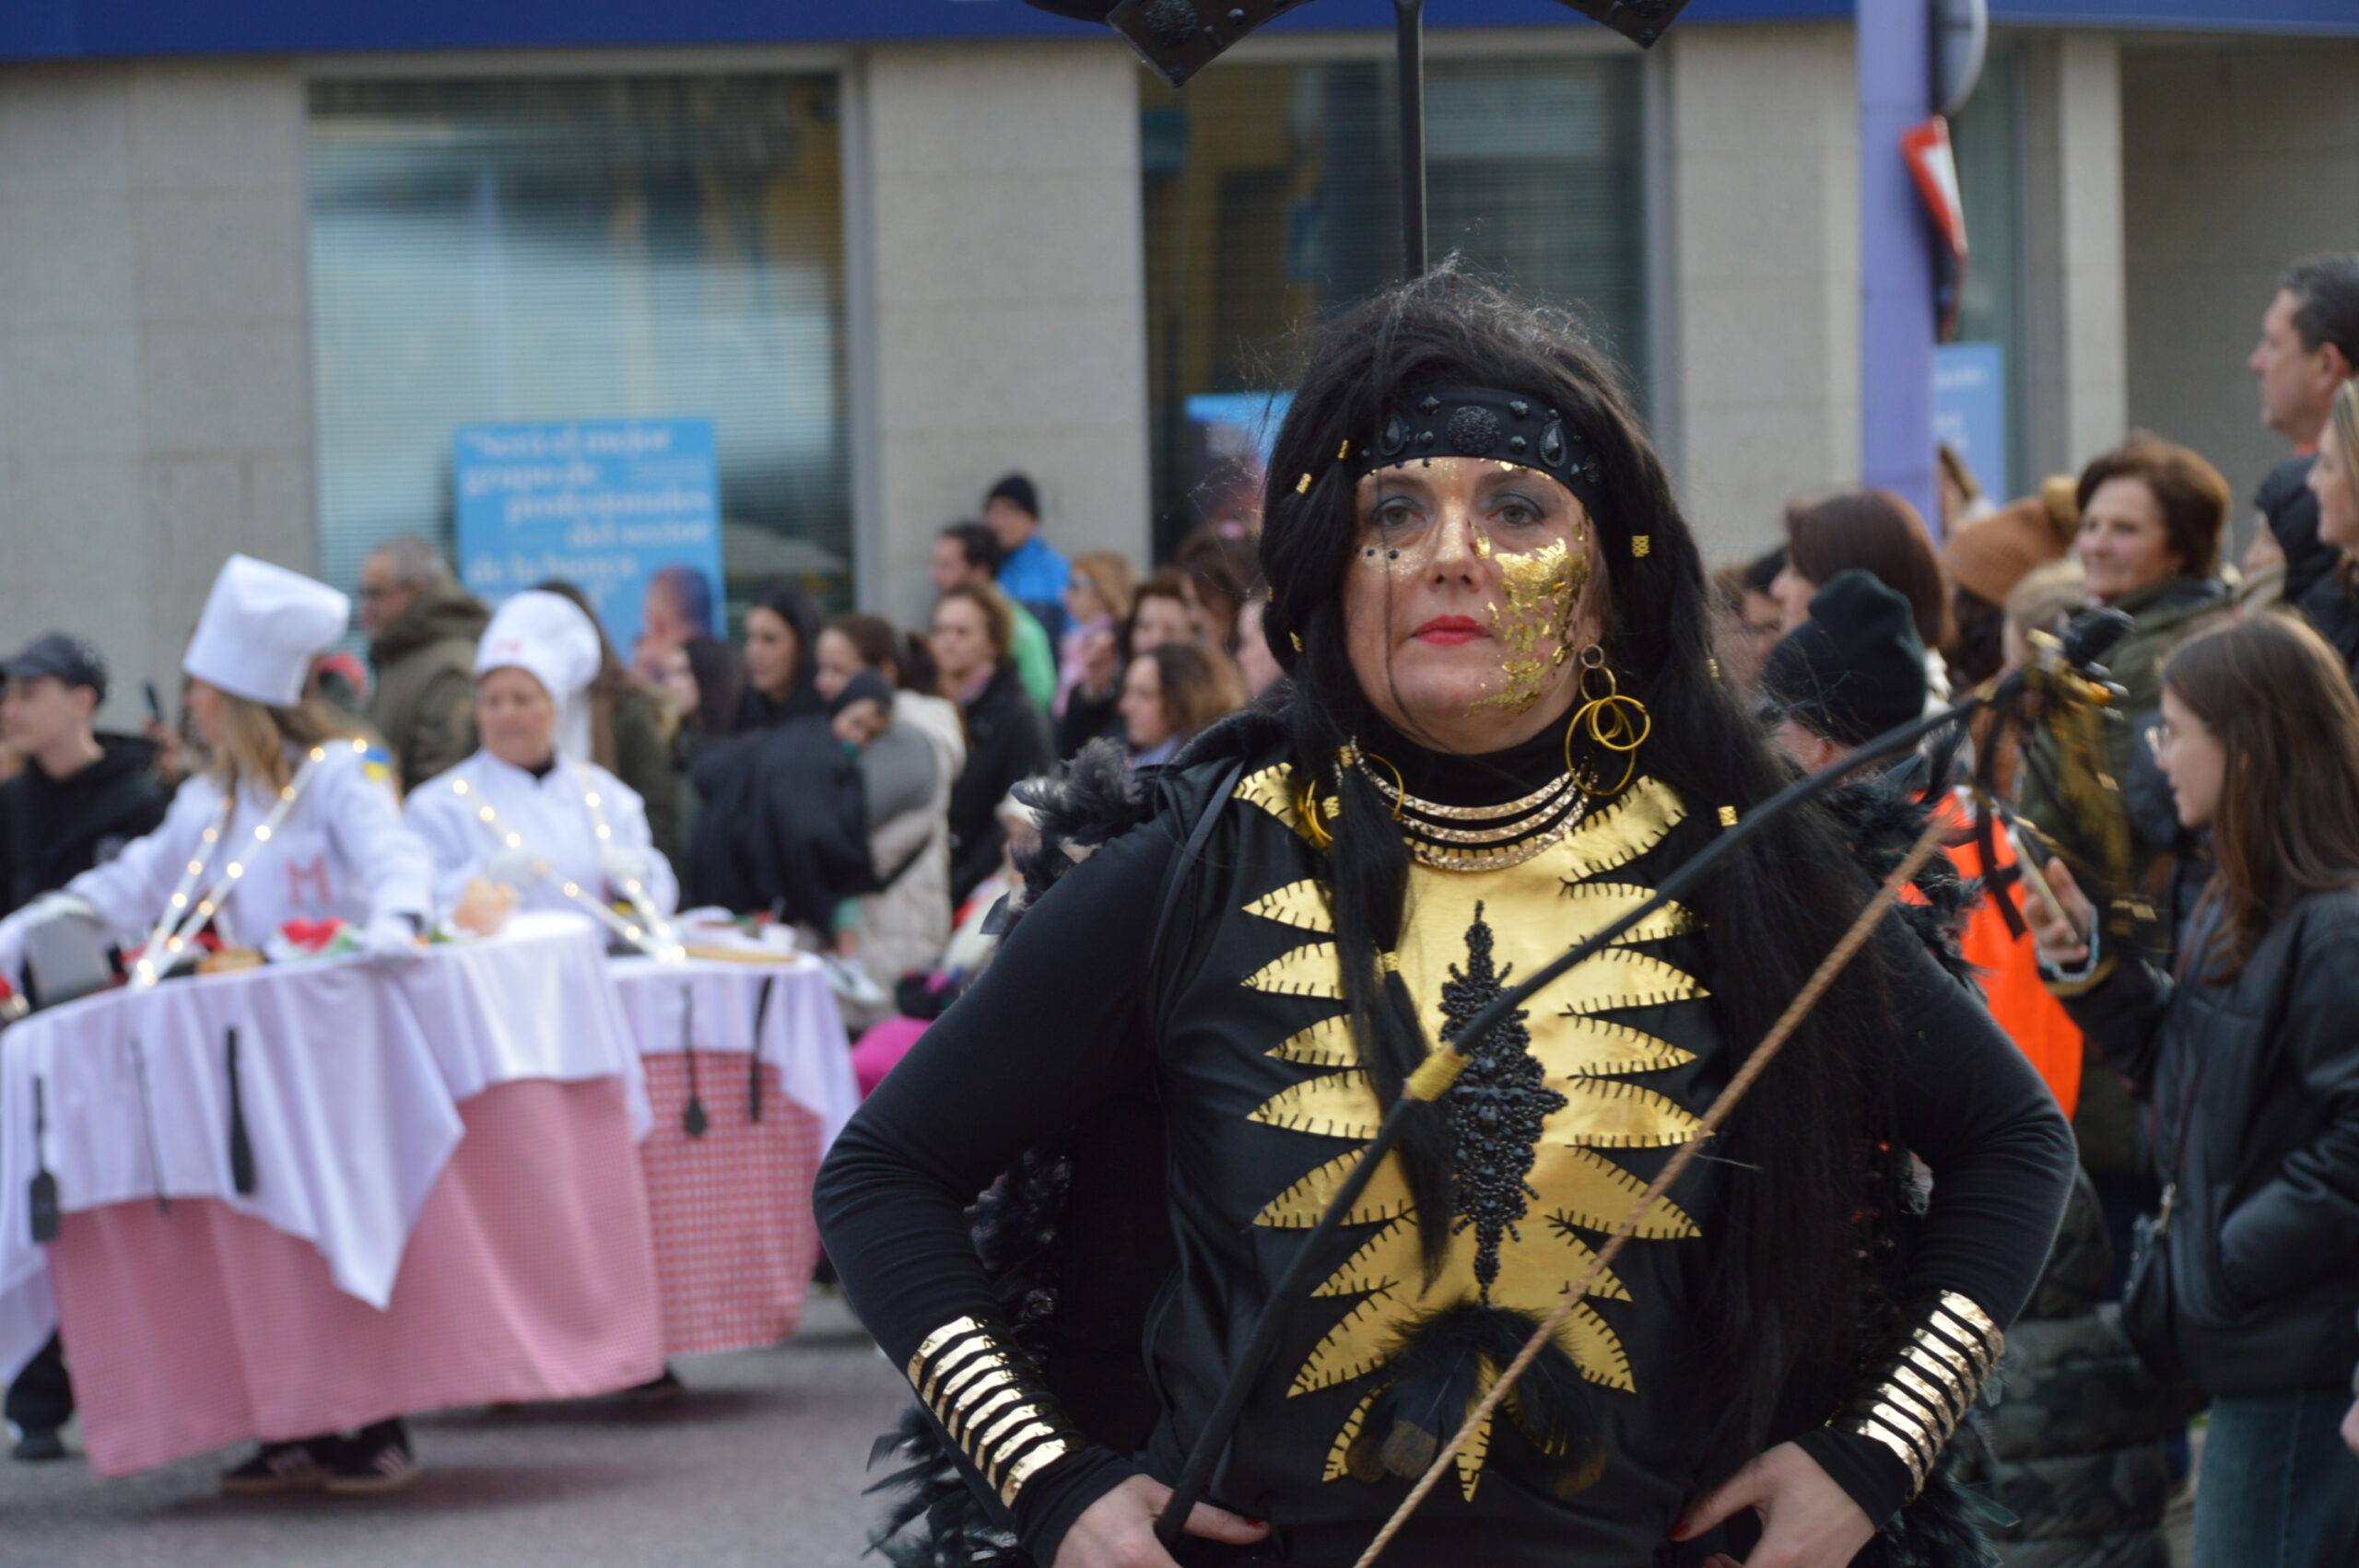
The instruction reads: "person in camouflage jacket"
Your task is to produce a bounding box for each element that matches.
[1955,1171,2178,1568]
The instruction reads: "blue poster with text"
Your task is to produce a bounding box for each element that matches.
[454,417,724,677]
[1933,344,2010,521]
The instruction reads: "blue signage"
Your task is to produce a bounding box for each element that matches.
[453,417,724,678]
[1933,342,2010,522]
[8,0,2352,61]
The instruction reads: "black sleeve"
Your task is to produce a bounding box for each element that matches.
[1883,917,2079,1319]
[2216,923,2359,1305]
[815,820,1183,1562]
[1803,916,2081,1526]
[2057,945,2174,1089]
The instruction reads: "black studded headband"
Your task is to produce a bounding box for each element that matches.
[1343,385,1607,520]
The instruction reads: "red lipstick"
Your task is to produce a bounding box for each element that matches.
[1413,615,1486,646]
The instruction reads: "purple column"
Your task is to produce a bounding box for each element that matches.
[1857,0,1938,532]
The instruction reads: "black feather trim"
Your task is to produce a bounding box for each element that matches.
[1009,739,1154,907]
[1817,776,1978,992]
[1345,1304,1605,1501]
[864,1404,1029,1567]
[1870,1435,2006,1568]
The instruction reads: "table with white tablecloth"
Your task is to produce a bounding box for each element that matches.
[607,953,857,1358]
[0,913,663,1476]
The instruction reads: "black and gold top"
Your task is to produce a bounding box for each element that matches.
[818,727,2074,1567]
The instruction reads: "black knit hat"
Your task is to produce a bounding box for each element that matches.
[1761,569,1927,748]
[985,473,1039,521]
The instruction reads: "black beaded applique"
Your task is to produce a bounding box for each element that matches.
[1347,386,1607,519]
[1439,904,1567,1302]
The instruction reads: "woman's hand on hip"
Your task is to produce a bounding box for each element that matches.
[1672,1441,1875,1568]
[1052,1473,1268,1568]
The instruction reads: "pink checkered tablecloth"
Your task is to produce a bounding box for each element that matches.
[608,957,857,1359]
[47,1076,663,1477]
[636,1055,824,1356]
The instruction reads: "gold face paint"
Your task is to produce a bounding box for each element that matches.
[1471,536,1591,716]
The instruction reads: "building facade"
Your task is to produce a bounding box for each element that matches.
[1,1,2353,727]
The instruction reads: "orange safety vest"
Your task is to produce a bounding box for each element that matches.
[1925,795,2083,1118]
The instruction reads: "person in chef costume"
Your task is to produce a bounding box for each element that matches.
[405,590,677,929]
[0,555,434,985]
[0,556,436,1495]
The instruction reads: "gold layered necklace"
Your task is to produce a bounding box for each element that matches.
[1344,743,1592,872]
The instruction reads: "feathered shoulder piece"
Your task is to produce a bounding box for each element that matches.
[1819,771,1978,993]
[1007,708,1293,916]
[1008,738,1153,907]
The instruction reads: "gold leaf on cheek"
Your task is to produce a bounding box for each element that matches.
[1470,539,1592,716]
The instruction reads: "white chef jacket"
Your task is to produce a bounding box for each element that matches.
[67,742,435,950]
[404,749,677,921]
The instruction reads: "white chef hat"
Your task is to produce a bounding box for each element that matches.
[476,590,604,727]
[182,555,351,708]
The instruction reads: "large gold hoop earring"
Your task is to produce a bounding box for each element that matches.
[1566,645,1651,797]
[1339,742,1405,820]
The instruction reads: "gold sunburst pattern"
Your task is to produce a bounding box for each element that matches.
[1235,769,1708,1502]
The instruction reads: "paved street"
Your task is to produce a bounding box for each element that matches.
[0,1292,906,1568]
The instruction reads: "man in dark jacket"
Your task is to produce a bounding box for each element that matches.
[359,536,489,789]
[0,632,170,1463]
[2248,254,2359,671]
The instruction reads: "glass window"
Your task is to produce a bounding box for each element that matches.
[306,75,850,629]
[1951,40,2029,503]
[1141,54,1647,556]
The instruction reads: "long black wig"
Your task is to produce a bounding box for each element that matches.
[1252,267,1900,1488]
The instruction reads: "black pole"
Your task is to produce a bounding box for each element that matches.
[1395,0,1426,278]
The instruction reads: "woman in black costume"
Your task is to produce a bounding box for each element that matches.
[816,275,2076,1568]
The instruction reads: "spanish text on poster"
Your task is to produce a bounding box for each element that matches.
[453,417,724,675]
